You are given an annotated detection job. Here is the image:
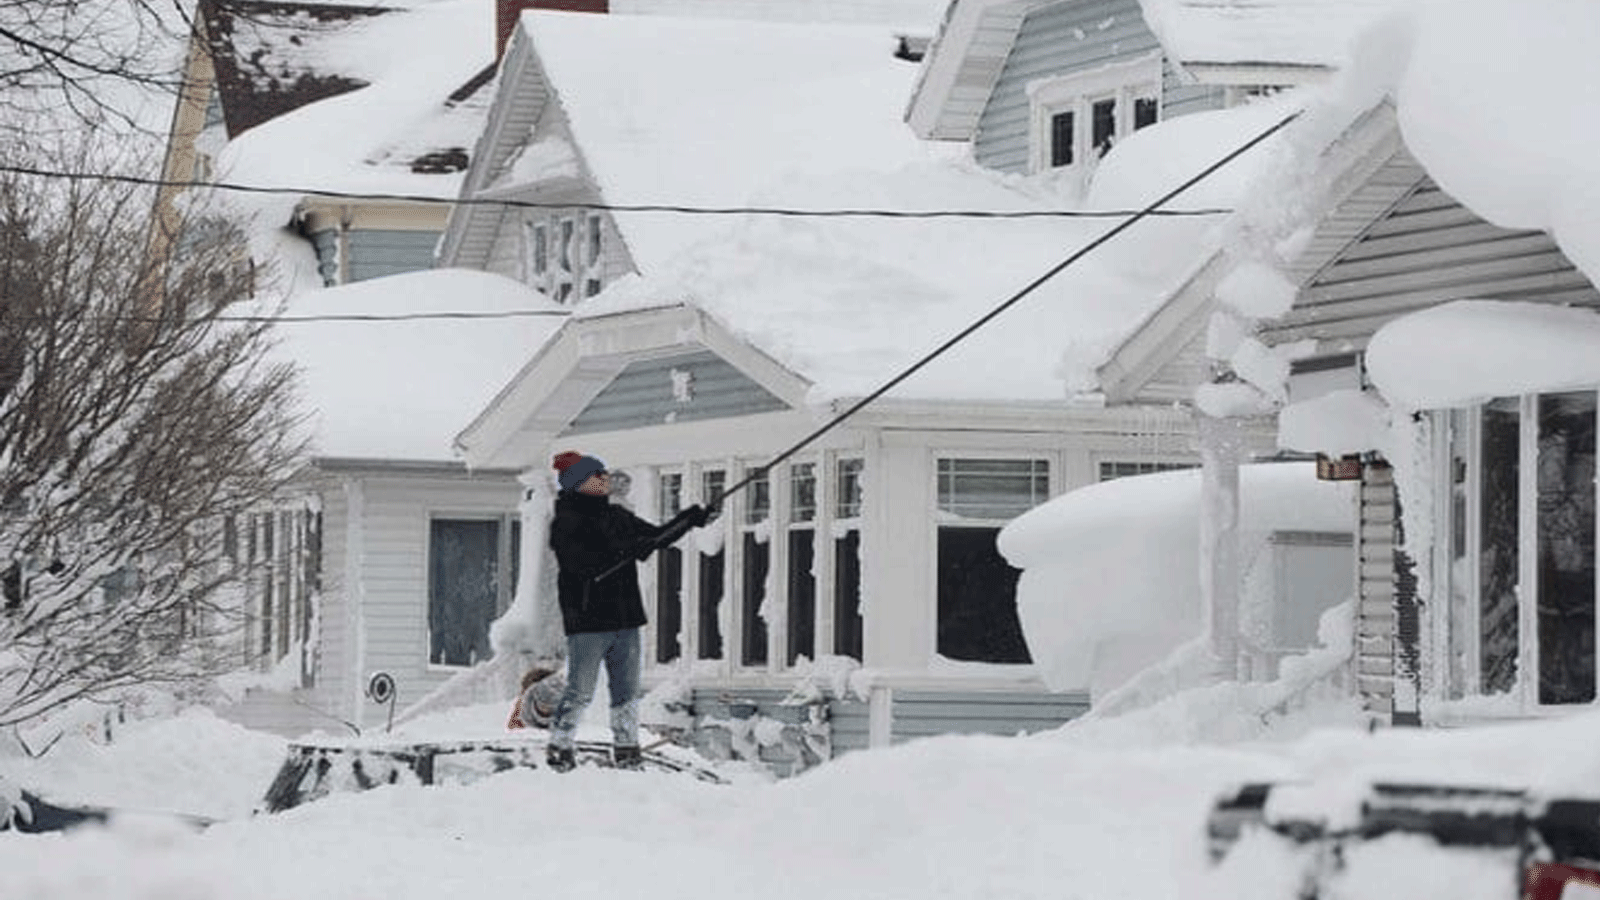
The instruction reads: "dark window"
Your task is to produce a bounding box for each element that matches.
[428,518,515,668]
[787,530,815,664]
[1092,98,1116,157]
[698,552,724,660]
[936,527,1030,663]
[1134,96,1158,130]
[586,215,602,266]
[585,278,601,297]
[937,458,1048,520]
[1536,392,1596,704]
[532,223,547,274]
[741,533,769,666]
[836,458,863,519]
[1479,397,1520,694]
[556,282,573,303]
[656,474,684,663]
[558,218,573,272]
[1049,110,1075,167]
[833,530,863,660]
[698,470,726,660]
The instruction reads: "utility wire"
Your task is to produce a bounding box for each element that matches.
[0,162,1234,220]
[702,111,1300,524]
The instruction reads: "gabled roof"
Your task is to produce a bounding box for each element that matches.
[445,10,933,274]
[904,0,1040,140]
[203,0,498,193]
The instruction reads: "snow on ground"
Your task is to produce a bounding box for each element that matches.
[5,686,1599,900]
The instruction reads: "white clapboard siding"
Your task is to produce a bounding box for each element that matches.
[1354,463,1398,717]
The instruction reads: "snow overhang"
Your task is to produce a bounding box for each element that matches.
[1366,299,1600,410]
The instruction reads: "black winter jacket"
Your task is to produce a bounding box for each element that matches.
[548,491,700,636]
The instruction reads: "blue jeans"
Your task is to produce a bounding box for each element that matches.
[549,628,641,750]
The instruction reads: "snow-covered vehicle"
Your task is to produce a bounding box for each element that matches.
[1206,780,1600,897]
[259,735,725,813]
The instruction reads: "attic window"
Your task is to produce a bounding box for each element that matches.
[1028,54,1162,175]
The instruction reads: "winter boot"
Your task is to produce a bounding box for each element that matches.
[612,744,642,770]
[546,745,576,773]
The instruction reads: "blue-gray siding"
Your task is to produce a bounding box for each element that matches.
[890,689,1090,742]
[564,349,788,436]
[347,230,441,283]
[973,0,1223,173]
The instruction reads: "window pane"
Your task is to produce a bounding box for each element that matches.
[1092,98,1116,157]
[937,458,1049,520]
[787,530,815,665]
[656,546,682,663]
[745,469,770,524]
[741,533,769,666]
[1050,110,1075,167]
[703,469,726,525]
[698,551,724,660]
[1480,397,1520,694]
[790,463,816,523]
[1098,460,1194,481]
[1537,391,1596,705]
[836,458,863,519]
[833,531,863,660]
[658,472,683,518]
[585,278,601,297]
[559,219,573,272]
[586,215,601,266]
[936,527,1030,663]
[1447,409,1469,699]
[1134,96,1158,130]
[428,519,500,667]
[532,223,547,273]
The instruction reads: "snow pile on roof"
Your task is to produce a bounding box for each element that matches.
[270,268,567,461]
[519,11,935,273]
[1396,0,1600,285]
[999,463,1354,697]
[1140,0,1411,68]
[574,95,1294,403]
[215,0,493,196]
[1366,300,1600,410]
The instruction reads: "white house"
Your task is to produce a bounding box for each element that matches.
[438,4,1323,773]
[1095,0,1600,728]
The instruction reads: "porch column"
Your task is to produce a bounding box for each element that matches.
[1197,413,1245,680]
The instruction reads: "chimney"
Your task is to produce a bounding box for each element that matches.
[497,0,609,59]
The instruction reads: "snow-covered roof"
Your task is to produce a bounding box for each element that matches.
[510,10,934,273]
[1139,0,1408,71]
[568,93,1294,405]
[270,268,566,462]
[213,0,497,197]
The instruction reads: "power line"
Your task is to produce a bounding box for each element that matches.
[0,162,1235,220]
[679,110,1302,540]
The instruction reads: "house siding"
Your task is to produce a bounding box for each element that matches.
[1265,177,1600,347]
[564,350,789,436]
[890,689,1090,742]
[1354,460,1398,719]
[349,473,520,731]
[1136,329,1213,404]
[346,229,442,283]
[973,0,1162,173]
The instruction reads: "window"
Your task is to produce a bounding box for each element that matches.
[934,459,1047,663]
[1098,460,1196,481]
[586,214,602,266]
[1028,55,1162,174]
[698,469,726,660]
[235,507,321,684]
[786,463,817,665]
[558,218,574,272]
[740,468,770,666]
[531,223,548,275]
[656,473,684,664]
[428,515,519,668]
[833,458,864,660]
[1441,391,1597,706]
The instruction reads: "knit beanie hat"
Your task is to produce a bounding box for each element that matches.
[552,450,606,493]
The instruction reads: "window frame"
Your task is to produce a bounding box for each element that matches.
[1026,53,1163,175]
[425,512,520,671]
[1434,389,1600,711]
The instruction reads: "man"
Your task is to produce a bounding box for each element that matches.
[545,451,711,771]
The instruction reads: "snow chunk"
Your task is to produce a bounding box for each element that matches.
[1279,389,1391,455]
[1366,300,1600,410]
[1215,262,1297,318]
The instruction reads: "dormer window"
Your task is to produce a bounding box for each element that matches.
[1028,53,1162,175]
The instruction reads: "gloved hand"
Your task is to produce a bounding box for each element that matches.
[684,504,712,528]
